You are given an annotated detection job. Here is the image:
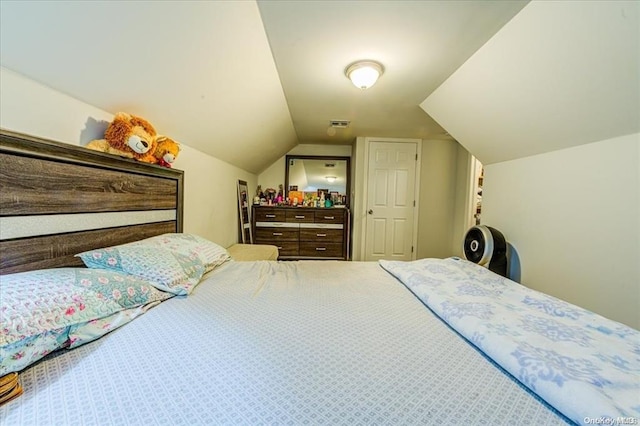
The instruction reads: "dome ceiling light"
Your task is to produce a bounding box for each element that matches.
[345,60,384,89]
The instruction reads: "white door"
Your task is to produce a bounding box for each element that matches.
[365,141,417,261]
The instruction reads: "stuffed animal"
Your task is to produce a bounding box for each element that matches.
[152,136,181,168]
[86,112,157,162]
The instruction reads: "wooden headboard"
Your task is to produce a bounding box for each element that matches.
[0,129,184,275]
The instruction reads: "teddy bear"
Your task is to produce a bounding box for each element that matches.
[152,136,181,168]
[86,112,157,162]
[153,136,180,167]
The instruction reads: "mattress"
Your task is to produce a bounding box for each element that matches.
[0,260,568,425]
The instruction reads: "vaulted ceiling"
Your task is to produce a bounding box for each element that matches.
[0,0,527,173]
[422,0,640,165]
[256,0,527,147]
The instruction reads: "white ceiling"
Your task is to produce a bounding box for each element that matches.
[257,0,528,145]
[421,0,640,165]
[0,0,528,173]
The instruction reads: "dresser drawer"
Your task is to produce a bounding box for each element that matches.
[270,241,299,257]
[314,210,345,224]
[299,243,343,258]
[255,227,298,241]
[254,208,286,222]
[286,210,314,223]
[254,239,298,257]
[299,228,343,242]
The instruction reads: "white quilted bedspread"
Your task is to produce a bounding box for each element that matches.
[380,257,640,425]
[1,261,570,425]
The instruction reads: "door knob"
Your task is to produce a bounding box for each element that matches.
[368,209,373,215]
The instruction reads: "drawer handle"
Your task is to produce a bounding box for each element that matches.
[272,232,283,236]
[266,214,276,218]
[277,246,283,250]
[316,233,327,237]
[315,247,326,251]
[324,216,335,220]
[295,215,305,219]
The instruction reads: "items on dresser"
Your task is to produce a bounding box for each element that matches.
[252,206,349,260]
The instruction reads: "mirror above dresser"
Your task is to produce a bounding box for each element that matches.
[285,155,350,208]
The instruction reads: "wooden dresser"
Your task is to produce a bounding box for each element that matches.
[252,206,349,260]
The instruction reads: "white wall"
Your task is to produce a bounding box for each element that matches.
[351,138,366,260]
[416,139,459,259]
[450,144,474,258]
[0,67,256,248]
[483,133,640,329]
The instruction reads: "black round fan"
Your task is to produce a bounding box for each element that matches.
[463,225,508,277]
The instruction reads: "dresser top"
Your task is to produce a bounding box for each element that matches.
[252,205,349,211]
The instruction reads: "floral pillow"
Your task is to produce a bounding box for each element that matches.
[76,244,206,295]
[128,233,231,273]
[67,300,164,349]
[0,268,172,375]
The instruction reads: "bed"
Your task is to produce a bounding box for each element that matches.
[1,130,638,425]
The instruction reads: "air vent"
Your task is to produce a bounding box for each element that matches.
[329,120,350,128]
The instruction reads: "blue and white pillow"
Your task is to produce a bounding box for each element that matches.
[130,233,231,273]
[0,268,171,375]
[77,244,205,296]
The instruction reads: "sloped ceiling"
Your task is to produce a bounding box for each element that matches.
[421,1,640,165]
[0,1,296,173]
[256,0,527,145]
[0,0,529,173]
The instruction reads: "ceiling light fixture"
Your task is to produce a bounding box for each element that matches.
[345,60,384,89]
[325,176,337,183]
